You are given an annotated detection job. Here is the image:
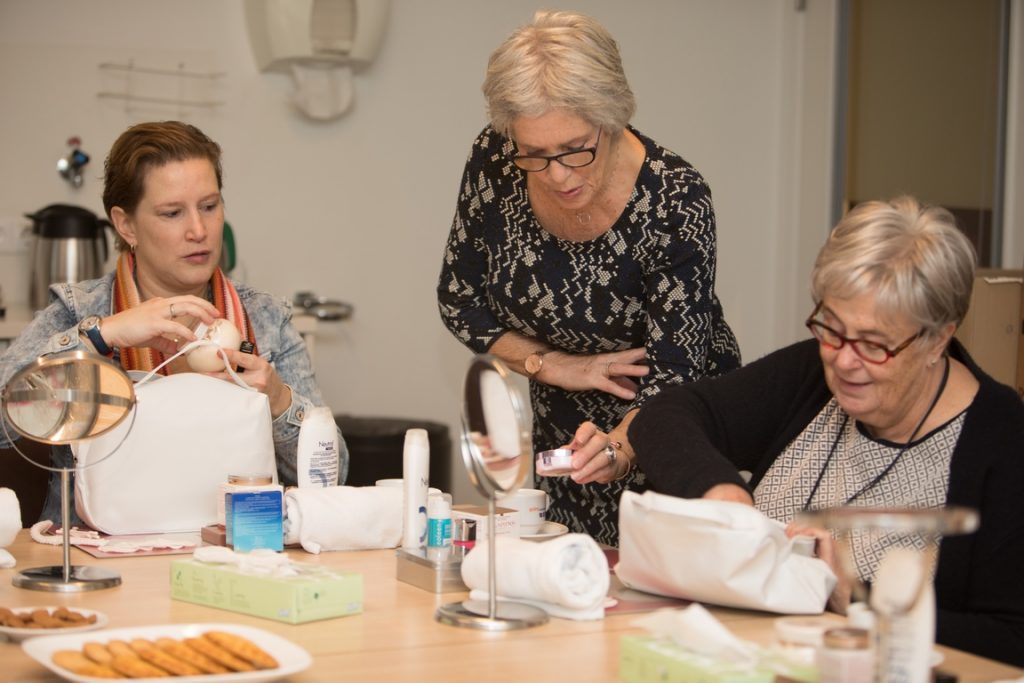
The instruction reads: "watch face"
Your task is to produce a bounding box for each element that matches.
[525,353,543,375]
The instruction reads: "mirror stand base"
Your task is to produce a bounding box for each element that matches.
[435,599,548,631]
[13,565,121,592]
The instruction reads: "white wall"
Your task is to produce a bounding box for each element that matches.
[0,0,822,505]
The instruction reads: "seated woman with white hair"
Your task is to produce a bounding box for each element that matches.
[569,196,1024,665]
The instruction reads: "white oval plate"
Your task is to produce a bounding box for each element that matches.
[22,622,312,683]
[520,521,569,541]
[0,607,107,643]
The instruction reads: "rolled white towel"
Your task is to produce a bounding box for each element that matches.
[284,486,402,553]
[0,488,21,547]
[461,533,609,620]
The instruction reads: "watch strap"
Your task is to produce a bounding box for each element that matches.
[81,317,113,356]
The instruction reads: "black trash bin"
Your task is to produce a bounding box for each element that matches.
[334,415,452,493]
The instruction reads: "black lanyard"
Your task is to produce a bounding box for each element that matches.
[802,356,951,511]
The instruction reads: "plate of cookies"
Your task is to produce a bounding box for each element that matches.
[0,607,107,643]
[21,623,312,682]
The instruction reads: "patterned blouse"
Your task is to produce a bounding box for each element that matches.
[437,125,740,545]
[755,398,963,583]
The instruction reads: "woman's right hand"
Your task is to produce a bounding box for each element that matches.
[97,295,219,355]
[541,346,649,400]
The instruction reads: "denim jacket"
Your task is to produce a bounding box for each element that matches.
[0,273,348,523]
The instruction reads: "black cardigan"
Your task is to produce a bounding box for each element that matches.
[629,339,1024,666]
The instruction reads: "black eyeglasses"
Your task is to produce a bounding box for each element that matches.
[805,303,924,364]
[511,129,602,172]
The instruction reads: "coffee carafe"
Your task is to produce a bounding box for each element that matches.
[26,204,112,310]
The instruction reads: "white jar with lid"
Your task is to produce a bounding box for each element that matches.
[216,473,278,526]
[773,616,834,666]
[817,627,874,683]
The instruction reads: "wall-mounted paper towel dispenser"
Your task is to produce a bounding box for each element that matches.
[245,0,390,119]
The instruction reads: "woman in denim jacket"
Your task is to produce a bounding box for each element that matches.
[0,121,346,522]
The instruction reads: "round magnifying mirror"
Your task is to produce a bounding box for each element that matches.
[437,355,548,631]
[3,350,135,459]
[460,355,531,499]
[1,350,136,592]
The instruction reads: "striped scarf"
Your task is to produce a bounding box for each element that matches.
[112,252,258,374]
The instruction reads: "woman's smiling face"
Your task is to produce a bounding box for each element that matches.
[816,291,944,436]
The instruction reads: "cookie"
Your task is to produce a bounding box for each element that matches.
[129,638,204,676]
[155,636,230,674]
[202,631,278,670]
[184,636,256,672]
[51,649,123,679]
[109,653,172,678]
[82,640,115,665]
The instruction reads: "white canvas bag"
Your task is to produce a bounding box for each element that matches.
[74,342,275,534]
[616,490,836,615]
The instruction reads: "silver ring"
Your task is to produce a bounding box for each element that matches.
[605,444,617,464]
[169,303,176,318]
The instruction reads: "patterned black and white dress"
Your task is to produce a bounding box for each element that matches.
[437,125,741,546]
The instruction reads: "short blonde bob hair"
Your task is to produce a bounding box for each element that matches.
[482,10,636,138]
[811,196,976,337]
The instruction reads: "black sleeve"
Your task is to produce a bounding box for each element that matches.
[934,377,1024,667]
[629,339,828,498]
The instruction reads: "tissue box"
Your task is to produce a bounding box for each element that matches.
[170,558,362,624]
[451,505,518,540]
[619,636,818,683]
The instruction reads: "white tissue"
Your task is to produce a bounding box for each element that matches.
[0,549,14,568]
[191,545,296,577]
[0,488,21,546]
[290,62,353,120]
[632,605,760,664]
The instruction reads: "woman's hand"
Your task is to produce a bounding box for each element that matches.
[212,348,292,418]
[541,347,649,400]
[785,522,853,614]
[564,420,633,485]
[97,295,219,355]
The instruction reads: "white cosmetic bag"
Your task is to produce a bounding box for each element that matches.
[616,491,836,615]
[74,352,275,535]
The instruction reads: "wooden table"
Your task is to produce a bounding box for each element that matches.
[0,533,1020,682]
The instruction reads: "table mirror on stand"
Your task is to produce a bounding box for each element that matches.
[435,355,549,631]
[1,350,136,592]
[797,506,979,681]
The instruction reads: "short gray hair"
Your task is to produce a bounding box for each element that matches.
[811,196,976,336]
[482,10,636,138]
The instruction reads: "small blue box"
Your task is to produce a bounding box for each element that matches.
[225,490,283,552]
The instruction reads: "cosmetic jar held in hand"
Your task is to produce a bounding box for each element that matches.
[185,319,242,372]
[536,448,574,476]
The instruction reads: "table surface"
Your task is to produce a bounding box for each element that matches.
[0,532,1020,682]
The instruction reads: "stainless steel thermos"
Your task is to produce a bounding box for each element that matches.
[26,204,112,310]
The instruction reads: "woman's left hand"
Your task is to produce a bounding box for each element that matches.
[785,522,853,614]
[564,420,632,485]
[209,348,292,418]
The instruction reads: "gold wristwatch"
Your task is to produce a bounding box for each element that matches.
[524,351,546,378]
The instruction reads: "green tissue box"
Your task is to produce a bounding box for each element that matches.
[619,635,818,683]
[170,558,362,624]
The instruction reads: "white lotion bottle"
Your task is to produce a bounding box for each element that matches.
[401,428,430,549]
[296,406,340,488]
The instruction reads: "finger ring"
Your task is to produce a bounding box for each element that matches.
[169,303,176,318]
[605,444,617,464]
[605,362,612,377]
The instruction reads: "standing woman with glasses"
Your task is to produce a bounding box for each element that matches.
[592,196,1024,666]
[437,10,740,546]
